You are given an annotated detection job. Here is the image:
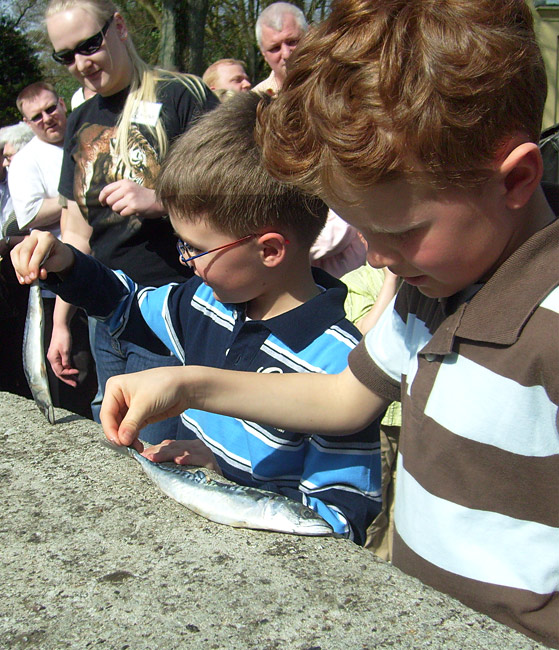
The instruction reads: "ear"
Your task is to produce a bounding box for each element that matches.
[257,232,288,268]
[58,97,66,112]
[114,12,128,41]
[498,142,543,210]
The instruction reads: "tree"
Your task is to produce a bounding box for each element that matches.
[0,14,43,126]
[8,0,333,96]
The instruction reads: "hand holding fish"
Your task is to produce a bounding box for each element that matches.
[101,367,193,452]
[142,439,221,474]
[11,230,75,285]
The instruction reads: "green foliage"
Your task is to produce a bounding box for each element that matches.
[0,15,43,127]
[9,0,332,97]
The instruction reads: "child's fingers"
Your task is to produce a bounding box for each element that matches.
[99,386,128,445]
[11,233,55,283]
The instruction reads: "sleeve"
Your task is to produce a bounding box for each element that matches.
[8,153,43,229]
[176,76,219,132]
[160,76,219,142]
[348,296,404,403]
[58,112,79,200]
[342,265,385,324]
[42,246,174,356]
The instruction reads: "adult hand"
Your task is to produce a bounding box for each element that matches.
[142,439,221,473]
[100,366,192,452]
[98,180,165,218]
[10,230,74,284]
[47,323,79,386]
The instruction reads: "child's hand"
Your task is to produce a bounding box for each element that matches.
[10,231,75,285]
[100,367,192,451]
[142,439,221,473]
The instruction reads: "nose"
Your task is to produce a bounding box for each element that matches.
[43,110,56,125]
[280,43,294,60]
[73,53,92,74]
[365,239,402,269]
[241,79,251,90]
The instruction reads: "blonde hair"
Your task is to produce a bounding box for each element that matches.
[46,0,208,172]
[202,58,247,89]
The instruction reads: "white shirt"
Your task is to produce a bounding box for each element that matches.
[0,176,13,236]
[8,136,63,239]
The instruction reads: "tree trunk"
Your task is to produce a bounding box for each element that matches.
[159,0,177,69]
[186,0,210,75]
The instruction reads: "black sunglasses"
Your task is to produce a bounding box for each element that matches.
[52,15,114,65]
[29,101,60,124]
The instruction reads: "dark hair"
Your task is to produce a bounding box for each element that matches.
[257,0,547,196]
[157,91,327,248]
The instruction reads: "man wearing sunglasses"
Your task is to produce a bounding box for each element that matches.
[10,81,67,234]
[7,80,97,420]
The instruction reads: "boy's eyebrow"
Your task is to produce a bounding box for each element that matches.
[367,222,426,236]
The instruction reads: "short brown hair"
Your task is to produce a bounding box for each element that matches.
[257,0,547,196]
[156,91,327,248]
[16,81,59,116]
[202,59,247,89]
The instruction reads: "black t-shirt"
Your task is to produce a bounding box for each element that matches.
[59,75,219,285]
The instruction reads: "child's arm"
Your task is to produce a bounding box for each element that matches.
[101,364,389,451]
[356,269,400,333]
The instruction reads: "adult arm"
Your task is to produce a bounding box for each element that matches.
[7,153,62,230]
[47,201,93,383]
[20,197,62,229]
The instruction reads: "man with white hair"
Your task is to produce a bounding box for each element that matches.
[0,122,33,236]
[253,2,308,96]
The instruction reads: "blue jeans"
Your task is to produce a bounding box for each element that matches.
[89,318,182,445]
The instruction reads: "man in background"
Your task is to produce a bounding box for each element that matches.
[253,2,307,96]
[203,59,251,93]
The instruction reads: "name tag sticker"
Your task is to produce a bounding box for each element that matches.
[131,101,162,126]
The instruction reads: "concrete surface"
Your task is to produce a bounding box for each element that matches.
[0,392,548,650]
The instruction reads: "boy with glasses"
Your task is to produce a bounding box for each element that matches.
[11,92,383,545]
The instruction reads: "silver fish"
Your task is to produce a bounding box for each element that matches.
[107,443,335,536]
[23,281,55,424]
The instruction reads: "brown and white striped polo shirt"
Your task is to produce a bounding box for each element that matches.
[349,217,559,647]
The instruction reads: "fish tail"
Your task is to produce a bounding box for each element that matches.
[42,403,56,425]
[101,440,135,458]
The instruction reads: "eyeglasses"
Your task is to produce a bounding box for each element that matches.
[176,234,256,266]
[52,15,114,64]
[28,101,60,124]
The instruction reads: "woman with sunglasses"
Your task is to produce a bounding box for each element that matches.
[45,0,219,443]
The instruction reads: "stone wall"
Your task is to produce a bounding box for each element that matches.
[0,392,546,650]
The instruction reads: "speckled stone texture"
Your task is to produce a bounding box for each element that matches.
[0,392,548,650]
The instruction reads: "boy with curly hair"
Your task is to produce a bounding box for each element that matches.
[18,1,558,645]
